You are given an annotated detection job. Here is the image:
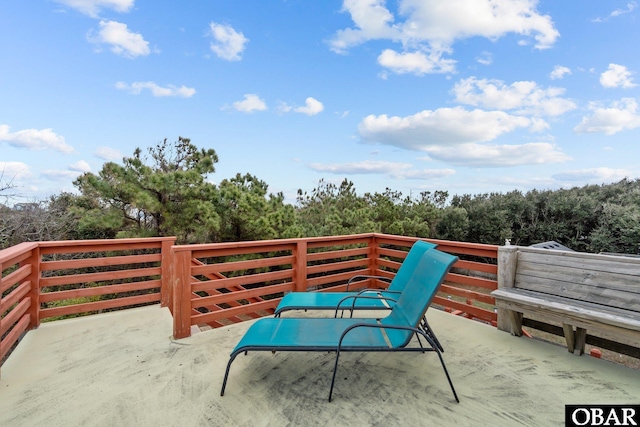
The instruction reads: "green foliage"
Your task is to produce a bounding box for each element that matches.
[214,173,302,241]
[73,137,220,243]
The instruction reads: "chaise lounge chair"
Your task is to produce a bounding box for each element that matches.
[274,240,436,317]
[220,248,459,402]
[274,240,444,350]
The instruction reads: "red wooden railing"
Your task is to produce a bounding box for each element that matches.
[1,237,175,366]
[171,234,499,338]
[1,234,498,371]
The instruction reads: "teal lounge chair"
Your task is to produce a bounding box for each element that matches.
[274,240,444,350]
[220,248,459,402]
[274,240,436,317]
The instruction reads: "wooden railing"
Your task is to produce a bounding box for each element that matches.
[1,234,498,370]
[171,234,499,338]
[1,237,175,366]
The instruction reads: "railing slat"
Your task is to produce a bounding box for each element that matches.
[0,297,31,337]
[40,266,161,287]
[40,279,161,303]
[0,313,30,362]
[40,293,161,319]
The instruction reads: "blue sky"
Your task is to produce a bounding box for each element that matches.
[2,1,640,204]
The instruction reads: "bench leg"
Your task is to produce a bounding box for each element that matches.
[562,324,587,355]
[563,323,575,353]
[574,327,586,356]
[507,310,523,336]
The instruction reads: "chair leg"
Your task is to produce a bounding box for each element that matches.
[424,334,459,403]
[220,353,240,396]
[328,349,342,402]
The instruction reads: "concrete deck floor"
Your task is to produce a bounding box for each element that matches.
[1,306,639,427]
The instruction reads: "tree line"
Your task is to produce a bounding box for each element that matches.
[2,137,640,254]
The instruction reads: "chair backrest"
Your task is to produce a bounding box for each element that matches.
[387,240,437,292]
[382,248,458,348]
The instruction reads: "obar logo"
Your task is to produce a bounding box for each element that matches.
[566,405,639,426]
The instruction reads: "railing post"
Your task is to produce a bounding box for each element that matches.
[160,238,175,309]
[26,246,41,330]
[496,245,518,332]
[172,249,193,339]
[294,240,307,292]
[369,235,380,287]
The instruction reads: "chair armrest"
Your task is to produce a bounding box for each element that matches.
[346,275,392,291]
[333,294,398,318]
[337,322,435,350]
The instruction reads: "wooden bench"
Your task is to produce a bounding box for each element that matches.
[491,246,640,355]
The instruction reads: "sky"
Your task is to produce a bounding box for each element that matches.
[2,1,640,205]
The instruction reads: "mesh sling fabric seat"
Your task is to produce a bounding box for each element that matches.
[220,248,459,402]
[274,240,437,317]
[274,240,444,351]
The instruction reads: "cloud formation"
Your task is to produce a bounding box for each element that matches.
[358,107,536,149]
[0,125,73,153]
[88,20,150,58]
[209,23,249,61]
[54,0,134,18]
[552,167,631,183]
[600,64,637,88]
[95,146,123,161]
[452,77,576,117]
[574,98,640,135]
[0,161,32,180]
[592,2,637,22]
[549,65,571,80]
[425,142,570,167]
[309,160,455,179]
[232,94,267,113]
[330,0,559,74]
[115,81,196,97]
[294,97,324,116]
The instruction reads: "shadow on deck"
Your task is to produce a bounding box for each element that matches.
[1,305,639,426]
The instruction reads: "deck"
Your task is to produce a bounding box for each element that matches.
[2,305,639,426]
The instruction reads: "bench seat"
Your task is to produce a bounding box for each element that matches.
[492,288,640,351]
[492,246,640,355]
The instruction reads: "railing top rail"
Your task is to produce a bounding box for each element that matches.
[170,233,500,254]
[36,237,176,248]
[0,242,39,265]
[171,233,381,253]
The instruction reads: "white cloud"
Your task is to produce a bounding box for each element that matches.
[95,146,122,161]
[593,2,637,22]
[294,97,324,116]
[87,20,150,58]
[54,0,134,18]
[549,65,571,80]
[0,162,32,180]
[0,124,73,153]
[476,51,492,66]
[425,142,570,167]
[330,0,559,73]
[232,94,267,113]
[209,23,249,61]
[11,160,89,183]
[309,160,455,179]
[600,64,637,88]
[452,77,577,117]
[552,167,631,183]
[358,107,536,149]
[574,98,640,135]
[41,170,85,180]
[115,81,196,97]
[377,48,456,75]
[68,160,91,172]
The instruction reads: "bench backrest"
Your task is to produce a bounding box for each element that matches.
[506,247,640,313]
